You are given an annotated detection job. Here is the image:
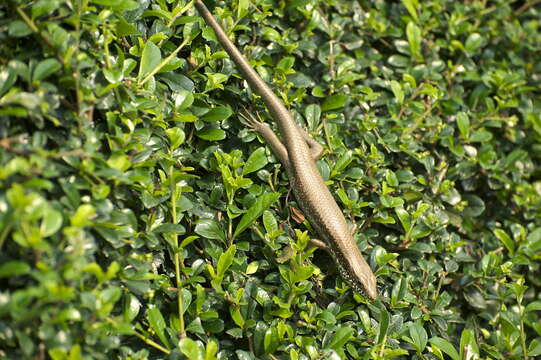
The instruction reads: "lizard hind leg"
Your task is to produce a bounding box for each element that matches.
[239,110,290,168]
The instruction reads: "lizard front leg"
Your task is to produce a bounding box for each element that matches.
[240,112,332,250]
[239,111,290,169]
[241,111,324,164]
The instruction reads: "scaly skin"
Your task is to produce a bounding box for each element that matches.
[194,0,377,300]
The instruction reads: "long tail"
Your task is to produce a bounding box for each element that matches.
[193,1,300,149]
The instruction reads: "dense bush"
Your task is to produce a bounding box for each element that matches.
[1,0,540,359]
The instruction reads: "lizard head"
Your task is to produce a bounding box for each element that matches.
[332,247,378,300]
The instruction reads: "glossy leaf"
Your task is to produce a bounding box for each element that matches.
[321,94,347,111]
[232,192,280,239]
[406,21,421,59]
[33,58,62,82]
[429,337,459,360]
[147,306,170,348]
[243,147,268,175]
[138,40,161,79]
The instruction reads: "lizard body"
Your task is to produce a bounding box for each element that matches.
[194,0,377,300]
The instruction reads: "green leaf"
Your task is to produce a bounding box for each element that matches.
[33,58,62,82]
[525,301,541,313]
[321,94,347,111]
[0,261,31,278]
[205,340,219,360]
[304,104,321,130]
[380,195,404,208]
[463,195,485,217]
[291,265,314,283]
[216,245,236,279]
[401,0,419,22]
[459,329,479,359]
[408,322,428,352]
[276,56,295,71]
[180,235,199,249]
[388,54,410,67]
[70,204,95,227]
[264,326,279,354]
[230,306,245,328]
[286,0,311,10]
[465,33,484,54]
[211,245,237,291]
[195,219,226,243]
[100,286,122,305]
[144,9,173,22]
[166,127,185,150]
[232,192,280,239]
[429,337,459,360]
[377,307,390,344]
[174,90,194,110]
[411,223,431,239]
[456,112,470,138]
[391,277,408,306]
[406,21,422,59]
[504,149,528,170]
[83,263,104,282]
[179,337,204,360]
[0,68,17,97]
[92,184,110,200]
[102,68,123,84]
[32,0,62,19]
[196,128,226,141]
[123,294,141,322]
[116,15,138,36]
[138,40,161,80]
[201,106,233,122]
[153,223,185,234]
[8,20,32,37]
[243,147,268,175]
[493,229,515,255]
[390,80,404,104]
[395,207,411,233]
[147,306,170,348]
[237,0,250,18]
[107,153,131,171]
[526,228,541,254]
[327,327,354,351]
[91,0,139,11]
[529,339,541,357]
[40,209,62,237]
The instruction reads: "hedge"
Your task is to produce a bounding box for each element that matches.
[0,0,540,359]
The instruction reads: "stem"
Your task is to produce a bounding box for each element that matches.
[101,14,123,116]
[377,336,386,359]
[134,331,171,354]
[167,0,195,28]
[228,217,233,247]
[515,0,541,15]
[13,4,64,65]
[72,2,83,123]
[140,38,190,86]
[519,304,528,360]
[169,164,185,338]
[174,251,186,338]
[0,223,13,250]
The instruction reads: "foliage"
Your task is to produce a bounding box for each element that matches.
[1,0,540,359]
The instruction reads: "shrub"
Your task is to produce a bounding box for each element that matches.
[0,0,540,359]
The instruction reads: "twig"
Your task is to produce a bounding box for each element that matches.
[13,4,65,66]
[515,0,541,15]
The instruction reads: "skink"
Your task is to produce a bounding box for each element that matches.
[194,0,377,300]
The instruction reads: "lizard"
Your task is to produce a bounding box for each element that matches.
[194,0,378,300]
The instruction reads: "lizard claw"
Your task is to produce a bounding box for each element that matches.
[239,106,266,132]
